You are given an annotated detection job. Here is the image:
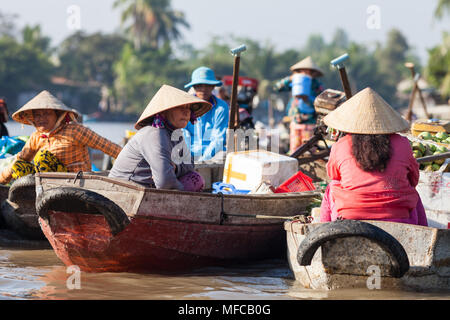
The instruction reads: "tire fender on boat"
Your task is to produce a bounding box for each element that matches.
[8,174,36,204]
[36,187,130,235]
[296,220,410,278]
[0,200,45,240]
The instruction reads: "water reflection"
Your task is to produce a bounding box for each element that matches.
[0,249,448,300]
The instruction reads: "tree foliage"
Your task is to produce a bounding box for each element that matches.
[113,42,188,114]
[56,31,127,88]
[434,0,450,20]
[0,17,53,108]
[0,2,447,118]
[426,32,450,98]
[114,0,189,49]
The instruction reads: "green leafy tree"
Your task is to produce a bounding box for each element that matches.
[22,25,51,54]
[0,11,17,38]
[426,32,450,98]
[114,0,189,50]
[434,0,450,19]
[114,42,187,114]
[57,31,127,88]
[0,14,54,108]
[374,29,413,85]
[54,32,128,114]
[0,36,53,108]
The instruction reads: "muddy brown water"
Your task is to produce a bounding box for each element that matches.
[0,248,448,300]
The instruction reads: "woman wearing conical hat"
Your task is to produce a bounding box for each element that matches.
[274,56,325,124]
[0,90,122,185]
[319,87,427,226]
[184,66,229,162]
[109,85,212,191]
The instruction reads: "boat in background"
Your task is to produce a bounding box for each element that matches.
[34,172,321,273]
[0,175,47,241]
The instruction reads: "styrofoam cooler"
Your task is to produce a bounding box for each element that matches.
[223,150,299,190]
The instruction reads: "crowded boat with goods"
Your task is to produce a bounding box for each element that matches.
[284,87,449,291]
[0,49,448,294]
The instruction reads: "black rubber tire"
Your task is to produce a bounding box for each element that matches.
[8,174,36,204]
[36,187,130,235]
[297,219,410,278]
[0,200,45,240]
[0,228,50,249]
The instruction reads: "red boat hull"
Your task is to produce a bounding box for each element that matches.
[40,211,287,273]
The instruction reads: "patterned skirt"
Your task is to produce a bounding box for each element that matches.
[11,149,67,180]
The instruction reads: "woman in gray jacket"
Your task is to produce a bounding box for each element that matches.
[109,85,212,191]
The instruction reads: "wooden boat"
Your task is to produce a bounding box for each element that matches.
[0,175,46,240]
[285,219,450,291]
[34,172,321,273]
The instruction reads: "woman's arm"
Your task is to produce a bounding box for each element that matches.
[200,103,229,161]
[326,144,341,181]
[0,134,39,184]
[141,128,185,190]
[72,124,122,158]
[273,76,292,92]
[407,149,420,187]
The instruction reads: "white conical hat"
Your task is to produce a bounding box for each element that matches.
[135,85,212,130]
[323,87,410,134]
[290,56,324,76]
[12,90,80,125]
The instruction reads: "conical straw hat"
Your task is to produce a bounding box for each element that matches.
[135,84,212,130]
[12,90,80,125]
[290,56,324,76]
[323,87,409,134]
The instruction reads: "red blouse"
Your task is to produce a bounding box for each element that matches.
[327,134,419,220]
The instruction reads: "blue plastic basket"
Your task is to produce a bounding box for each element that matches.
[212,182,250,195]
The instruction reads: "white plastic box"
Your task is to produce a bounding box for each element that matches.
[222,150,299,191]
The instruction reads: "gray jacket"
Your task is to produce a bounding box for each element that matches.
[109,125,193,190]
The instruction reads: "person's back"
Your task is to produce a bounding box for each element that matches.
[109,125,193,189]
[327,134,419,220]
[319,87,427,226]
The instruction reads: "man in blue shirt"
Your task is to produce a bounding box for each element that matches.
[184,66,229,162]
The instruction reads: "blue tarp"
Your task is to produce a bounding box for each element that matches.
[0,136,28,159]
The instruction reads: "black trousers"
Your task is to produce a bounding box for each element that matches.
[0,123,9,137]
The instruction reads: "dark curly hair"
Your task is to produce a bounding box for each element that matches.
[351,134,391,172]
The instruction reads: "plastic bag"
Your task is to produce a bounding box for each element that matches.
[0,136,28,159]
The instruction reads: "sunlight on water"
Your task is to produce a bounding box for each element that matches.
[0,248,448,300]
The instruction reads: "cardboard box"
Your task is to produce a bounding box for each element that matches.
[411,119,450,136]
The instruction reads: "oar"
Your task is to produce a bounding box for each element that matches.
[331,53,352,99]
[226,44,246,153]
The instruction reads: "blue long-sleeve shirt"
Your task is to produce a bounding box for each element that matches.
[183,95,229,162]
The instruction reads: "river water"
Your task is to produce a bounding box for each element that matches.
[1,121,449,301]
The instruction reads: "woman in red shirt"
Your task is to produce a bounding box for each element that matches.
[319,87,427,226]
